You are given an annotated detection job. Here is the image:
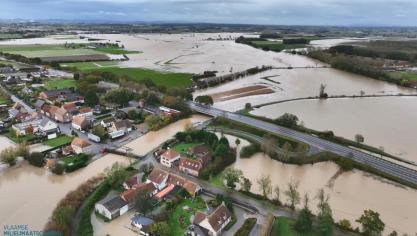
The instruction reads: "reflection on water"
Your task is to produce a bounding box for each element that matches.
[0,154,131,231]
[124,115,210,156]
[251,97,417,162]
[232,153,417,235]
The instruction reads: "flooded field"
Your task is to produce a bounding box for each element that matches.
[194,67,415,112]
[232,153,417,235]
[123,115,210,156]
[0,154,131,231]
[251,97,417,162]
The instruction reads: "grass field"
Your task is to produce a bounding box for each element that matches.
[252,41,306,51]
[388,71,417,81]
[0,94,9,104]
[82,67,193,88]
[93,47,141,54]
[60,61,118,70]
[172,143,201,154]
[270,217,321,236]
[43,135,73,148]
[0,44,106,58]
[167,198,207,236]
[45,79,77,89]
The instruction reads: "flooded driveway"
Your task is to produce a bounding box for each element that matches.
[0,154,131,231]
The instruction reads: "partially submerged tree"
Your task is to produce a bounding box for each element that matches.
[257,175,272,199]
[356,209,385,236]
[223,167,243,190]
[284,180,300,210]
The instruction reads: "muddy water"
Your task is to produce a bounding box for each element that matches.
[232,153,417,235]
[123,115,210,156]
[0,136,15,152]
[92,211,137,236]
[194,67,415,112]
[251,97,417,162]
[0,154,131,231]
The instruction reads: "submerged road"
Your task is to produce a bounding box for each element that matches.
[188,102,417,187]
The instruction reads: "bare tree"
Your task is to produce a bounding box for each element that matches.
[257,175,272,199]
[319,84,328,98]
[274,185,281,204]
[261,134,276,156]
[284,180,301,210]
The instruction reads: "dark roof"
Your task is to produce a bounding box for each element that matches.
[42,89,73,98]
[98,196,127,213]
[34,100,45,108]
[193,144,210,156]
[131,215,154,227]
[148,168,169,185]
[114,119,132,130]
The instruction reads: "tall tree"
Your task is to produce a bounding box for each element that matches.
[356,209,385,236]
[135,189,155,216]
[223,167,243,190]
[284,180,300,210]
[257,175,272,199]
[242,177,252,192]
[316,189,334,236]
[294,193,313,233]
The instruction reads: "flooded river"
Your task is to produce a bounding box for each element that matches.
[232,153,417,235]
[123,115,210,156]
[251,97,417,162]
[0,154,131,231]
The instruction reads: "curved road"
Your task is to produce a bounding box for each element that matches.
[189,102,417,187]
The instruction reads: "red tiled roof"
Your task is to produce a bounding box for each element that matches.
[207,204,232,232]
[72,116,87,126]
[161,149,180,160]
[120,188,137,203]
[148,168,169,185]
[136,182,156,193]
[155,184,175,200]
[79,107,92,114]
[62,103,76,112]
[71,137,91,148]
[179,158,203,172]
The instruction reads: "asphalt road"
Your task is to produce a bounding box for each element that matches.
[189,102,417,187]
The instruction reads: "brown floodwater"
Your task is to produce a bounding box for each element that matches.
[232,153,417,235]
[0,154,131,231]
[251,97,417,163]
[123,115,210,156]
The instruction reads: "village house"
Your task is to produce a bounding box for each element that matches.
[160,149,181,168]
[146,168,169,191]
[77,107,94,119]
[193,203,232,236]
[62,103,78,115]
[179,158,203,177]
[95,195,128,220]
[108,119,133,139]
[71,137,92,154]
[38,118,59,135]
[72,116,88,130]
[100,117,116,128]
[147,168,202,197]
[12,118,42,136]
[38,89,74,103]
[54,106,72,123]
[192,144,212,166]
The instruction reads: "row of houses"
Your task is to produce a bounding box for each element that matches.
[158,144,212,177]
[95,167,202,221]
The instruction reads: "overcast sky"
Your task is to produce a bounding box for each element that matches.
[1,0,417,26]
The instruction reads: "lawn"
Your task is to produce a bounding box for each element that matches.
[0,94,9,105]
[45,79,77,89]
[93,47,141,54]
[43,135,73,148]
[82,67,193,88]
[60,61,117,70]
[172,143,201,155]
[167,197,207,236]
[5,129,36,143]
[388,71,417,81]
[270,217,321,236]
[0,44,106,58]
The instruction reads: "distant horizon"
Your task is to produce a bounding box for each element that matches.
[1,18,417,29]
[2,0,417,27]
